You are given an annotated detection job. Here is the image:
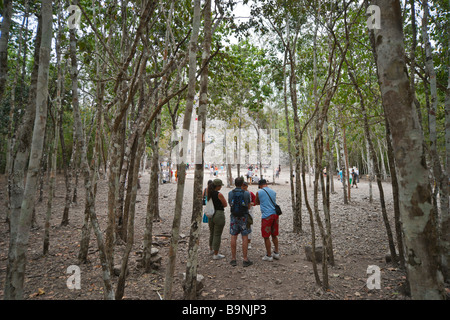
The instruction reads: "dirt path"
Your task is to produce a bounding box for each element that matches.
[0,169,410,300]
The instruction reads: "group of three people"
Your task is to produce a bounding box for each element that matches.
[204,176,279,267]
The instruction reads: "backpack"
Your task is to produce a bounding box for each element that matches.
[230,189,247,217]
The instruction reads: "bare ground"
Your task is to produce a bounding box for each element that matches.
[0,169,412,300]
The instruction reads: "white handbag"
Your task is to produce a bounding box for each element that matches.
[204,198,215,218]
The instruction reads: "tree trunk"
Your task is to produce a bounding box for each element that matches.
[366,139,373,203]
[105,126,123,270]
[312,137,328,289]
[5,0,29,199]
[116,115,130,241]
[336,108,348,204]
[59,87,72,227]
[422,0,450,280]
[121,132,139,241]
[343,124,350,201]
[289,36,303,234]
[6,0,52,299]
[163,0,201,300]
[326,122,335,194]
[115,135,145,300]
[301,138,321,287]
[308,129,313,188]
[43,113,58,255]
[443,0,450,281]
[371,0,445,299]
[69,0,114,298]
[44,0,64,255]
[184,0,212,299]
[345,63,398,265]
[385,119,405,268]
[4,13,42,300]
[378,142,387,181]
[0,0,13,102]
[142,116,161,271]
[282,22,296,216]
[322,118,334,266]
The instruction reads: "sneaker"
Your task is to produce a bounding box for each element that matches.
[213,254,225,260]
[243,260,253,267]
[262,255,273,262]
[273,252,280,260]
[230,260,237,267]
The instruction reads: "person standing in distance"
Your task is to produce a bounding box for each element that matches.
[255,179,280,261]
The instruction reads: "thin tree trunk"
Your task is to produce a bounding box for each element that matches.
[163,0,201,300]
[385,119,405,267]
[69,0,114,298]
[142,0,178,269]
[343,124,350,201]
[366,139,373,203]
[38,131,49,204]
[378,142,387,181]
[336,109,349,204]
[327,122,335,194]
[43,109,59,255]
[6,0,52,299]
[59,92,72,227]
[4,13,42,299]
[44,0,64,255]
[288,30,303,234]
[115,135,145,300]
[184,0,212,299]
[322,118,334,266]
[312,141,328,289]
[5,0,29,201]
[409,0,423,129]
[301,139,321,287]
[105,124,123,270]
[422,0,450,280]
[0,0,13,102]
[443,0,450,281]
[121,133,138,242]
[308,131,313,188]
[282,22,296,216]
[116,116,130,241]
[345,63,398,264]
[142,114,161,270]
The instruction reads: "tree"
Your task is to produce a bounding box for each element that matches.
[4,8,42,299]
[0,0,13,103]
[371,0,445,300]
[4,0,52,300]
[163,0,202,300]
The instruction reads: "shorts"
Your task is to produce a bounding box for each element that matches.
[230,214,251,236]
[261,214,279,238]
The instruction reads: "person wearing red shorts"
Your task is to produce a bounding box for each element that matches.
[255,179,280,262]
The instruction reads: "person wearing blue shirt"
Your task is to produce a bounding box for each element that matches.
[255,179,280,262]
